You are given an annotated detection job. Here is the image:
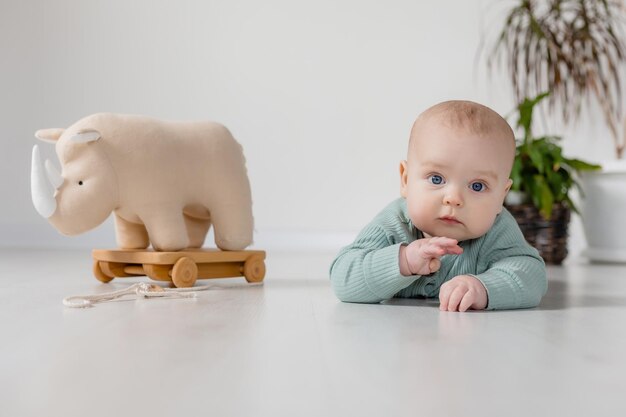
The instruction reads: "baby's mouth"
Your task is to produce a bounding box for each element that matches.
[439,215,462,225]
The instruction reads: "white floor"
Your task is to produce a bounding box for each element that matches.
[2,248,626,417]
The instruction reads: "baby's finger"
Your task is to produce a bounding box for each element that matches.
[438,283,452,310]
[446,244,464,255]
[439,241,464,254]
[429,238,463,255]
[459,290,476,312]
[431,237,458,246]
[422,240,457,257]
[423,244,462,258]
[446,287,466,312]
[428,258,441,273]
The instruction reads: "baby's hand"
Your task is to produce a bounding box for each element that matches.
[439,275,488,312]
[400,237,463,276]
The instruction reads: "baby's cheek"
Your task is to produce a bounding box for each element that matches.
[408,205,430,230]
[470,213,499,238]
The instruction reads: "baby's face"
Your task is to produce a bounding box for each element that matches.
[400,124,513,241]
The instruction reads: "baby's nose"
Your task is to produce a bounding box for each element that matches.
[443,190,463,207]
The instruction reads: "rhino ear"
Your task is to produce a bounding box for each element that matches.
[70,129,101,143]
[35,128,65,143]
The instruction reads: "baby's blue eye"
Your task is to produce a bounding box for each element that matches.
[471,182,485,192]
[429,175,444,185]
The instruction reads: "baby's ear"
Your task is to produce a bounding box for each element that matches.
[35,128,65,143]
[399,160,409,197]
[499,179,514,213]
[504,178,513,194]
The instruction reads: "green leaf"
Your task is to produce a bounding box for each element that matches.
[563,158,602,172]
[528,145,546,173]
[516,92,550,133]
[545,167,564,199]
[573,178,585,198]
[565,195,579,215]
[534,175,554,219]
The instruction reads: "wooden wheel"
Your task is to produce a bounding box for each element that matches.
[243,255,266,283]
[93,260,114,283]
[171,257,198,288]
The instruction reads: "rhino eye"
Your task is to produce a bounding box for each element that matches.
[78,181,83,186]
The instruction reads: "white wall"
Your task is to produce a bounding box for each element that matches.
[0,0,615,255]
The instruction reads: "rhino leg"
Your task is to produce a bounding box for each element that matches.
[212,203,253,251]
[114,214,149,249]
[143,209,189,251]
[184,211,212,248]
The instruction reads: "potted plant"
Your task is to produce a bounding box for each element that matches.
[507,92,600,264]
[486,0,626,262]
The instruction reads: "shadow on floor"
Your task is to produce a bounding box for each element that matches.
[383,297,440,308]
[380,281,626,311]
[538,280,626,310]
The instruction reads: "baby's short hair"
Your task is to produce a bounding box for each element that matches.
[409,100,515,154]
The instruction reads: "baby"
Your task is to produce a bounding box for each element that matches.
[330,100,547,311]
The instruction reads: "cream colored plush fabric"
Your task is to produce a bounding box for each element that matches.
[33,113,253,251]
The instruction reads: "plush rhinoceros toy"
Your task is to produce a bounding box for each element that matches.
[31,113,254,252]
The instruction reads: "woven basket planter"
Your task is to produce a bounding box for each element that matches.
[505,202,571,265]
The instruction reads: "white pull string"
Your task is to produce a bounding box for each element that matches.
[63,282,210,308]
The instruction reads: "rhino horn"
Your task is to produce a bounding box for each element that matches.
[44,159,64,189]
[31,145,57,218]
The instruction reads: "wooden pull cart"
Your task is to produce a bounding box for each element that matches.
[92,249,266,288]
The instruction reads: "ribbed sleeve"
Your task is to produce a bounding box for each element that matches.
[472,209,547,310]
[331,242,419,303]
[473,255,546,310]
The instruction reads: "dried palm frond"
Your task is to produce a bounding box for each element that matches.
[488,0,626,158]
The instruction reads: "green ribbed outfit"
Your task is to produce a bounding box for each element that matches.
[329,198,547,310]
